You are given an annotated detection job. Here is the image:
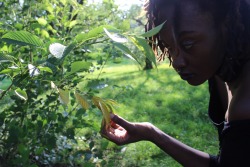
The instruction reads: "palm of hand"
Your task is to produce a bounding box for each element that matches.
[101,116,154,145]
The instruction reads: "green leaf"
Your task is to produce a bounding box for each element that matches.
[75,92,90,110]
[15,88,28,100]
[60,0,67,6]
[130,37,157,67]
[41,30,50,38]
[141,21,167,37]
[14,23,23,30]
[0,54,15,63]
[59,89,69,105]
[37,18,48,26]
[61,43,76,60]
[2,31,44,47]
[112,43,141,65]
[104,28,128,43]
[43,60,58,73]
[18,144,29,160]
[0,77,12,90]
[0,68,20,74]
[69,20,77,28]
[45,135,57,149]
[75,25,119,43]
[37,66,53,74]
[65,61,91,77]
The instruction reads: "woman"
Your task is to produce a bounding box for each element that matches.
[101,0,250,166]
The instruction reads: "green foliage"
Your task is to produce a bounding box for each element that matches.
[0,0,158,166]
[2,31,44,47]
[141,21,167,38]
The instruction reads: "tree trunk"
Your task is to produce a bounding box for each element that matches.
[143,58,153,70]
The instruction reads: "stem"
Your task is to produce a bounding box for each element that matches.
[85,39,109,46]
[0,82,14,100]
[0,70,29,100]
[97,54,110,80]
[29,48,33,64]
[68,104,78,116]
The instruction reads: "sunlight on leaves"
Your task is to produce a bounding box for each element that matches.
[51,81,57,90]
[104,28,128,43]
[37,18,48,26]
[124,54,136,61]
[15,88,28,101]
[49,43,66,58]
[28,64,40,77]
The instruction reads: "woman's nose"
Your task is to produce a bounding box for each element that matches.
[172,50,187,72]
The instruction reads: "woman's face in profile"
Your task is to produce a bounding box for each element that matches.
[158,1,226,86]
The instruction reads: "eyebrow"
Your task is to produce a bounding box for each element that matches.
[178,30,197,37]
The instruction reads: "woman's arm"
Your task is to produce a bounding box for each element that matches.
[150,125,210,167]
[101,114,211,167]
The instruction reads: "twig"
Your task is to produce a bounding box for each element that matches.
[0,82,13,100]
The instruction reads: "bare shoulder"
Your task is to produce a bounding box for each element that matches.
[228,61,250,121]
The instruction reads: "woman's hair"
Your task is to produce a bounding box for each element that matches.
[145,0,250,81]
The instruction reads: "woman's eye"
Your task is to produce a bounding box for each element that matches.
[182,40,194,50]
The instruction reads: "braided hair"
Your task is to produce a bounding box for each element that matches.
[145,0,250,81]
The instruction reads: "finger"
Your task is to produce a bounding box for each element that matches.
[110,120,119,128]
[110,114,133,131]
[100,130,127,146]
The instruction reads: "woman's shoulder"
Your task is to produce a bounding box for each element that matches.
[228,61,250,121]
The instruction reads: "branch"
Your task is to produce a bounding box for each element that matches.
[0,82,13,100]
[134,18,144,27]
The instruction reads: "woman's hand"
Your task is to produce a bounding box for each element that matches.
[100,114,155,145]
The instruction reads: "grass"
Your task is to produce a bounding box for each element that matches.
[79,61,219,167]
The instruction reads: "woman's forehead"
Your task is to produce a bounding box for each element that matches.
[158,1,214,31]
[158,1,204,22]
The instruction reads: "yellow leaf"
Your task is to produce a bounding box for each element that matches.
[98,101,111,128]
[59,89,69,105]
[75,92,90,110]
[92,96,116,129]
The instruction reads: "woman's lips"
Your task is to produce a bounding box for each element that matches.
[179,72,195,80]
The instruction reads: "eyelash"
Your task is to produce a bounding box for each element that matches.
[162,40,194,50]
[181,40,194,50]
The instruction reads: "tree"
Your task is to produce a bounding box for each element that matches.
[123,4,155,70]
[0,0,158,166]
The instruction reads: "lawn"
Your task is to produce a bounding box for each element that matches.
[81,60,219,167]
